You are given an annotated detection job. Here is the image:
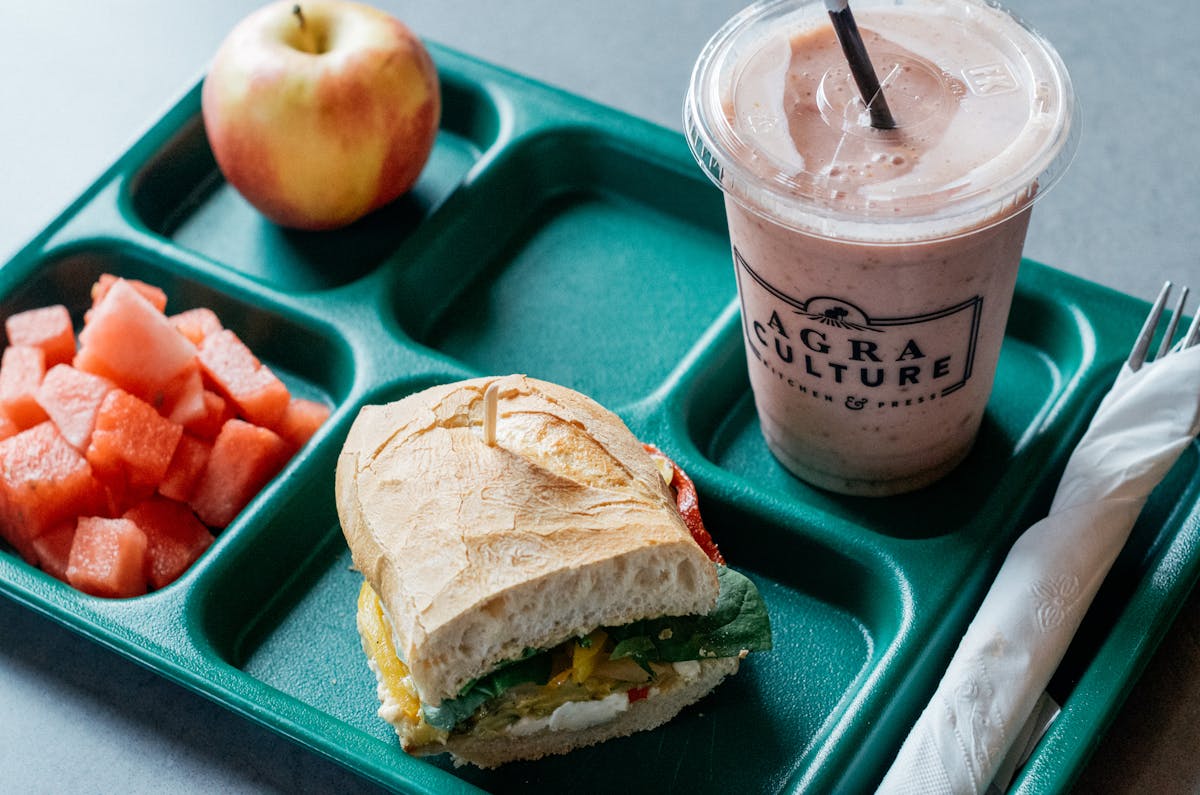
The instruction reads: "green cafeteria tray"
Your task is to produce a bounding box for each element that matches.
[1,43,1197,795]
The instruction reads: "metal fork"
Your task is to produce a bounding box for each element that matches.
[1127,281,1200,371]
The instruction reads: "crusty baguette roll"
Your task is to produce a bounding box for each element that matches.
[335,374,720,707]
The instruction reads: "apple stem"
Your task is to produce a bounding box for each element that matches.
[293,3,306,31]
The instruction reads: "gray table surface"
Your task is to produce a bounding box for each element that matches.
[2,1,1198,792]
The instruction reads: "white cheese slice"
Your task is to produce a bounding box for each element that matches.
[505,691,630,737]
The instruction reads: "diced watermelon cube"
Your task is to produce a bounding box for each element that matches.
[0,422,104,559]
[197,329,290,428]
[123,496,214,589]
[5,304,75,367]
[0,492,37,564]
[160,363,207,427]
[35,363,116,451]
[0,408,18,442]
[31,521,76,581]
[90,273,168,314]
[273,397,330,450]
[66,516,148,598]
[183,389,235,440]
[90,465,133,517]
[86,389,183,491]
[0,345,49,429]
[75,279,198,410]
[169,307,222,346]
[190,419,291,528]
[158,433,211,503]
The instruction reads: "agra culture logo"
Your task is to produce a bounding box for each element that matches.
[733,248,984,411]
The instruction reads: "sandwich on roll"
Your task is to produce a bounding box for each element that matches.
[336,374,771,768]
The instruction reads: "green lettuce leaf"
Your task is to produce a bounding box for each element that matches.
[607,565,773,669]
[422,649,552,731]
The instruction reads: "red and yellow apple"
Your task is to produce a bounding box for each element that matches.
[201,0,440,230]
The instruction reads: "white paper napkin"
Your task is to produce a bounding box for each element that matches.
[877,343,1200,795]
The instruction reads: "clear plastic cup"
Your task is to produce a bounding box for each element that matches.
[684,0,1079,496]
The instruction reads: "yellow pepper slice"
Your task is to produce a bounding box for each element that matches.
[571,629,609,684]
[358,580,422,723]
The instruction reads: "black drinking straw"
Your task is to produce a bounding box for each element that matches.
[824,0,896,129]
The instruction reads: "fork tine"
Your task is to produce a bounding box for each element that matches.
[1182,304,1200,350]
[1128,281,1172,371]
[1155,285,1190,359]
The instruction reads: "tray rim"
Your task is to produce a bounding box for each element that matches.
[0,41,1195,795]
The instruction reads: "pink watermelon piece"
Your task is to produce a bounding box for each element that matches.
[158,433,211,503]
[86,389,183,493]
[169,307,222,346]
[273,397,330,450]
[0,407,18,442]
[0,422,103,561]
[0,345,49,429]
[123,496,214,589]
[35,363,116,451]
[5,304,75,367]
[75,279,198,412]
[197,329,290,428]
[90,273,168,314]
[183,389,235,440]
[160,363,207,428]
[31,521,76,581]
[66,515,148,598]
[190,419,291,528]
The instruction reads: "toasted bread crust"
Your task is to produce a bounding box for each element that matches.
[336,375,719,705]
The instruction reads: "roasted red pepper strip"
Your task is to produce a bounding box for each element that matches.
[643,444,724,564]
[627,686,651,704]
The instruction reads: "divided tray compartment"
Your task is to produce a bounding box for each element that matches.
[387,124,737,412]
[1,43,1198,795]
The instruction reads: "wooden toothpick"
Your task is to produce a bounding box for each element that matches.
[483,383,499,446]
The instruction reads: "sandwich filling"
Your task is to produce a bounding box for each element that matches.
[356,444,772,750]
[358,562,770,748]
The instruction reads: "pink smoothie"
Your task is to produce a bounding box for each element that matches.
[686,0,1077,495]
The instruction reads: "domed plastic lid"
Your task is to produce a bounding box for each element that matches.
[684,0,1079,243]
